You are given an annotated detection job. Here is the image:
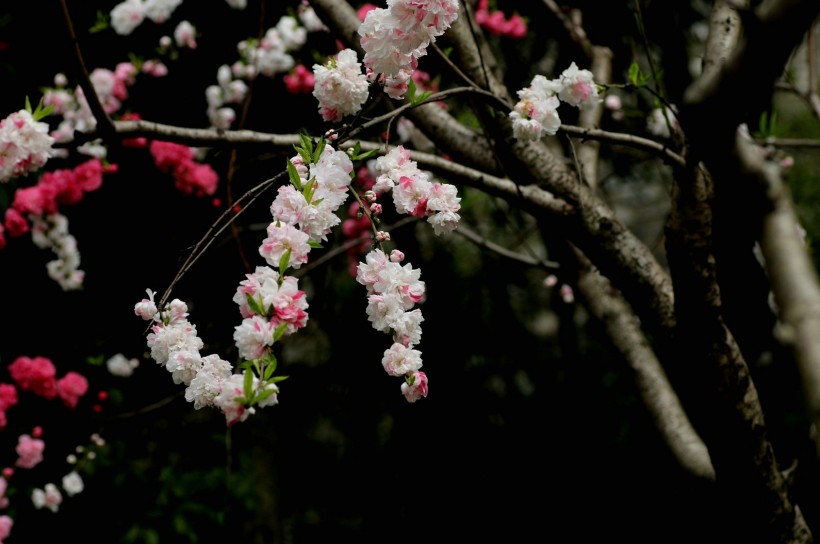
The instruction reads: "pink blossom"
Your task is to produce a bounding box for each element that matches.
[8,356,58,399]
[57,371,89,409]
[31,483,62,512]
[0,478,8,509]
[15,434,45,469]
[0,515,12,543]
[4,208,29,237]
[283,64,315,94]
[401,371,428,402]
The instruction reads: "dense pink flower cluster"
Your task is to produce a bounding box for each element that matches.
[0,109,55,184]
[370,145,461,235]
[149,140,219,197]
[510,62,601,141]
[7,356,89,410]
[284,64,316,94]
[475,0,527,38]
[358,0,460,99]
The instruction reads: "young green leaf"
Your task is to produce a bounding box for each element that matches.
[263,354,278,380]
[268,376,289,383]
[313,136,326,163]
[273,322,289,343]
[245,293,266,316]
[243,368,254,401]
[278,248,291,274]
[307,240,324,249]
[254,388,279,403]
[286,159,304,190]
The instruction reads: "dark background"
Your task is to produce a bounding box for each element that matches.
[0,1,815,543]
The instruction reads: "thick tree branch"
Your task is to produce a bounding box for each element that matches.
[574,252,715,481]
[741,134,820,461]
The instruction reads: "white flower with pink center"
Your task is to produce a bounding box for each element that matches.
[271,276,309,334]
[391,308,424,347]
[358,0,459,99]
[166,349,202,385]
[233,315,276,361]
[312,49,370,122]
[393,173,432,217]
[510,81,561,140]
[259,221,312,269]
[134,288,158,320]
[233,265,281,318]
[32,483,62,513]
[426,182,461,235]
[276,16,307,50]
[373,261,425,308]
[185,354,233,409]
[401,371,428,402]
[147,320,204,367]
[382,342,423,377]
[270,185,308,226]
[214,374,256,426]
[0,109,55,183]
[110,0,146,36]
[357,248,390,292]
[558,62,600,108]
[366,293,406,333]
[174,20,197,49]
[144,0,183,23]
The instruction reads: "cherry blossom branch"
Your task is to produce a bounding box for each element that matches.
[57,0,116,137]
[156,170,287,310]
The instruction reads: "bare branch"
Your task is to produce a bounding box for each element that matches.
[58,0,116,136]
[741,133,820,461]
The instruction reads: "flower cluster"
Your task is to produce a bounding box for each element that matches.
[2,158,115,288]
[510,62,601,141]
[284,64,316,95]
[149,140,220,197]
[370,145,461,235]
[109,0,184,35]
[6,356,89,412]
[356,249,429,402]
[475,0,527,39]
[312,49,370,122]
[136,290,271,425]
[206,12,323,128]
[0,109,55,184]
[358,0,460,99]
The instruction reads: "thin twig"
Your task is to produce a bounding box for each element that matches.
[58,0,116,136]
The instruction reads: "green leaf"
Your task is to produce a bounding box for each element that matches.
[24,95,32,113]
[407,78,418,104]
[263,354,278,379]
[86,354,105,366]
[279,248,291,274]
[273,322,289,343]
[307,240,324,248]
[268,375,289,383]
[243,369,254,401]
[295,145,312,165]
[313,136,326,163]
[286,159,303,190]
[245,293,266,316]
[254,388,279,403]
[355,148,380,161]
[238,360,253,371]
[628,61,642,86]
[89,11,109,33]
[303,177,317,203]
